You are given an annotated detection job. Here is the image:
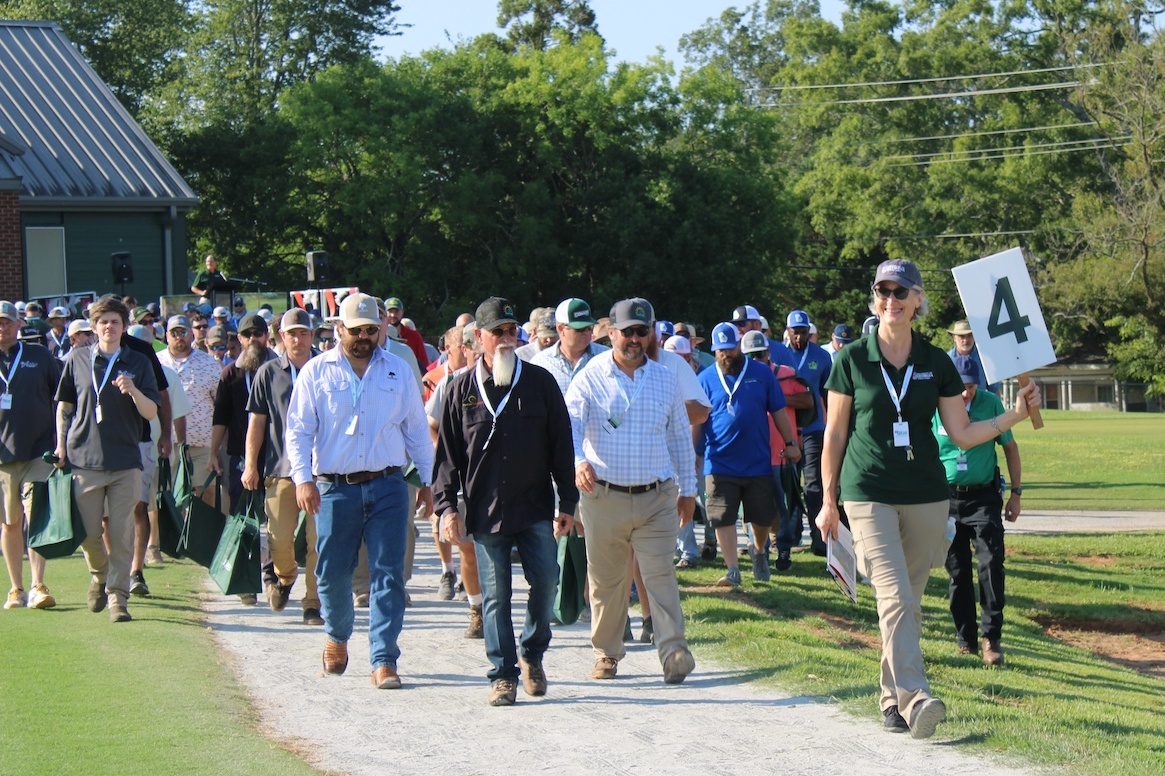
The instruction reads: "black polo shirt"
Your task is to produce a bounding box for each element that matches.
[213,350,278,456]
[246,353,316,477]
[0,342,61,463]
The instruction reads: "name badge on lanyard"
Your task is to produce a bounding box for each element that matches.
[880,362,914,461]
[340,358,365,436]
[0,343,22,411]
[716,359,750,417]
[92,346,121,424]
[607,363,645,433]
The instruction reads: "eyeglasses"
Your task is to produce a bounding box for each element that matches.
[873,284,912,300]
[193,324,208,331]
[318,337,333,344]
[209,344,227,352]
[347,325,380,338]
[168,329,188,337]
[488,324,518,338]
[238,329,262,338]
[620,326,651,338]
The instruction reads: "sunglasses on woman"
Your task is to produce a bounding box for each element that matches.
[873,284,912,300]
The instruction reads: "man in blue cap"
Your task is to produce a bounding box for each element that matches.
[934,355,1022,668]
[784,309,833,559]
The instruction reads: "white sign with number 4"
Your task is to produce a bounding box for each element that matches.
[951,247,1056,384]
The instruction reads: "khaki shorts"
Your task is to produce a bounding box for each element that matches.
[139,441,158,504]
[0,458,53,526]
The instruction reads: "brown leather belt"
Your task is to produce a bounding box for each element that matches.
[950,482,996,495]
[317,466,402,485]
[596,479,660,495]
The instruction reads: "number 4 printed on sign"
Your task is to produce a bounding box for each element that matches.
[987,277,1032,344]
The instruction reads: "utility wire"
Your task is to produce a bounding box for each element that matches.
[875,135,1131,163]
[883,121,1098,144]
[763,80,1079,107]
[748,62,1106,93]
[883,139,1124,167]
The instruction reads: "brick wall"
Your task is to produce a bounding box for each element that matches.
[0,191,22,301]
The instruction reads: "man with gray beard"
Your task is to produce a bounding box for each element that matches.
[434,297,577,706]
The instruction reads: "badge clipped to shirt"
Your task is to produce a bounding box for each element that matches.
[95,404,104,424]
[605,415,620,434]
[956,453,968,472]
[892,420,910,447]
[345,414,358,436]
[0,393,11,411]
[726,402,737,417]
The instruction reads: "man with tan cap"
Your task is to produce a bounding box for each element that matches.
[515,307,558,363]
[243,308,323,625]
[287,293,434,690]
[947,320,999,395]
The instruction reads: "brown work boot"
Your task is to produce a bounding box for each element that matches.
[488,677,517,706]
[591,656,618,680]
[465,604,484,639]
[981,637,1005,667]
[109,602,132,623]
[322,638,348,675]
[662,647,695,685]
[519,657,547,696]
[87,580,108,613]
[371,665,402,689]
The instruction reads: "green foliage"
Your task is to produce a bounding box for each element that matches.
[1104,316,1165,396]
[496,0,599,51]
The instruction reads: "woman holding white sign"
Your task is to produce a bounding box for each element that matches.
[815,258,1040,740]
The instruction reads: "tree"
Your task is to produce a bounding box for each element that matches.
[496,0,599,51]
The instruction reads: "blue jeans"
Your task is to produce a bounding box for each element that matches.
[314,472,408,670]
[472,519,558,682]
[675,519,698,562]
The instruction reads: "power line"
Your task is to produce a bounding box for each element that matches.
[883,121,1098,144]
[750,62,1104,93]
[884,139,1125,167]
[763,80,1079,107]
[875,135,1131,164]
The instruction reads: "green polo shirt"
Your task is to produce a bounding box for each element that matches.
[825,331,962,505]
[933,388,1013,486]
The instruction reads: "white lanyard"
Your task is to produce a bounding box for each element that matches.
[476,358,522,449]
[608,362,646,429]
[795,346,809,372]
[716,358,751,408]
[879,363,913,422]
[340,354,366,408]
[0,343,23,394]
[91,346,121,402]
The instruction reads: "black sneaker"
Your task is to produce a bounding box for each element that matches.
[699,543,717,562]
[775,549,792,572]
[438,571,456,601]
[130,571,150,597]
[882,705,909,733]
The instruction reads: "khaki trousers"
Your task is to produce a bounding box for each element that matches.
[578,480,688,665]
[265,476,319,609]
[73,468,140,604]
[845,499,949,717]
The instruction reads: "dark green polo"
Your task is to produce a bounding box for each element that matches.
[825,331,962,504]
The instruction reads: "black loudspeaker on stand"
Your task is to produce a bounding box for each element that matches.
[306,251,328,284]
[111,251,133,296]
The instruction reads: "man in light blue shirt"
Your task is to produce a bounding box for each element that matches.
[287,293,433,691]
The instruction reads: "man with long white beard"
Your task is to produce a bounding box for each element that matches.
[434,297,577,706]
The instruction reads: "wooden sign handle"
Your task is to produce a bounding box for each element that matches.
[1017,373,1044,430]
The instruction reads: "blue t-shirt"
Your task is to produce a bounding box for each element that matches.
[699,358,786,478]
[787,341,832,435]
[768,338,797,369]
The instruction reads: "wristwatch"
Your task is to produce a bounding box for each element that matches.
[785,441,797,448]
[1010,487,1023,496]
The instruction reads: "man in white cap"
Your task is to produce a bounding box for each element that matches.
[947,320,999,395]
[212,306,232,332]
[287,292,434,690]
[66,318,93,351]
[0,301,62,611]
[243,308,323,625]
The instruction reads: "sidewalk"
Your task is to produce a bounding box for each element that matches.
[204,524,1042,776]
[1005,509,1165,534]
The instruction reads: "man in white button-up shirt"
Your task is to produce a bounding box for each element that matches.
[287,293,433,691]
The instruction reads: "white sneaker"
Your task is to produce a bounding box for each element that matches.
[28,584,56,609]
[4,588,27,609]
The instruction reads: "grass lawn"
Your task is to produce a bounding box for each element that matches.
[0,556,321,776]
[1007,410,1165,512]
[679,531,1165,774]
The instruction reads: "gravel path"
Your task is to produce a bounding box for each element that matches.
[197,518,1083,776]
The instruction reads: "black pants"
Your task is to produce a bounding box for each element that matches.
[800,430,825,552]
[945,487,1006,645]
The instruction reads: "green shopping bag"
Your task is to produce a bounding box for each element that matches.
[172,443,194,508]
[179,473,226,568]
[156,457,186,559]
[553,529,587,625]
[28,466,87,559]
[209,490,263,596]
[294,510,308,568]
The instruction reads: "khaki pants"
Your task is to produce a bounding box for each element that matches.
[265,476,319,609]
[74,468,140,604]
[179,445,214,494]
[845,499,949,717]
[578,480,688,666]
[0,458,51,526]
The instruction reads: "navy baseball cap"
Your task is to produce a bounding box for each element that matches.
[953,355,980,385]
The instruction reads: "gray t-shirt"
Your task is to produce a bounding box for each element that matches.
[0,342,61,464]
[56,345,161,471]
[246,354,310,478]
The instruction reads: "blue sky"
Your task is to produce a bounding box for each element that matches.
[378,1,847,66]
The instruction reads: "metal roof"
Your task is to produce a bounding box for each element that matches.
[0,21,197,208]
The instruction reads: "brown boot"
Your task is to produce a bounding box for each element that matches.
[981,636,1005,667]
[322,638,348,675]
[371,665,402,689]
[465,604,484,639]
[519,657,546,696]
[591,656,618,680]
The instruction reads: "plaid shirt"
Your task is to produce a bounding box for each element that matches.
[531,341,609,396]
[565,351,696,496]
